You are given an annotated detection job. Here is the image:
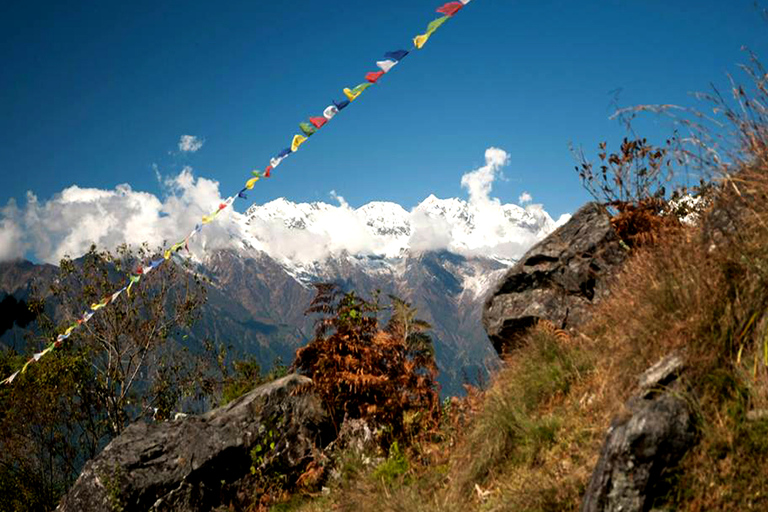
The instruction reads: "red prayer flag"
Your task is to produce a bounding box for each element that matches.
[366,71,385,83]
[218,203,227,211]
[309,117,327,129]
[265,166,272,177]
[436,1,463,16]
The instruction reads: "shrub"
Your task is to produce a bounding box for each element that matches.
[292,284,440,443]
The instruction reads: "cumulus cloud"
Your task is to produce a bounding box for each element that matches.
[0,201,25,261]
[0,147,569,265]
[0,168,241,264]
[246,194,383,264]
[178,135,204,153]
[408,209,452,253]
[518,192,533,205]
[460,147,509,205]
[246,147,563,263]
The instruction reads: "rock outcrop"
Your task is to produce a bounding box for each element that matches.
[581,354,696,512]
[57,374,332,512]
[483,202,628,354]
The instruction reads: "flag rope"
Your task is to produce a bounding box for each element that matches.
[0,0,473,385]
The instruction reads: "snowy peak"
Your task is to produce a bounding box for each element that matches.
[243,198,335,230]
[356,202,411,237]
[239,195,558,263]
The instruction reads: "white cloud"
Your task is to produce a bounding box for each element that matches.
[0,200,25,261]
[0,147,570,265]
[460,147,509,205]
[246,195,382,264]
[0,168,241,264]
[408,209,452,253]
[178,135,204,153]
[245,147,566,263]
[518,192,533,205]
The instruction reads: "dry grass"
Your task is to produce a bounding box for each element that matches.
[280,180,768,511]
[268,53,768,512]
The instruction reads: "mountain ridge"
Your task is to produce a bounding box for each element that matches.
[0,196,562,395]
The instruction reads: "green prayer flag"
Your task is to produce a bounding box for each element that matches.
[427,16,449,35]
[299,122,317,137]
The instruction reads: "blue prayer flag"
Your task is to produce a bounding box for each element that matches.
[333,99,350,110]
[384,50,409,61]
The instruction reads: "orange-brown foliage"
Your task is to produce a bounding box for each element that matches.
[292,284,440,442]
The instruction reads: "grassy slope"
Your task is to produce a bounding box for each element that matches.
[268,166,768,511]
[265,55,768,511]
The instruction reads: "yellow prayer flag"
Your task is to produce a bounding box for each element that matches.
[291,134,307,152]
[246,177,259,190]
[343,83,372,102]
[343,88,358,101]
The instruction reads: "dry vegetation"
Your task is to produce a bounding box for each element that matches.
[261,53,768,512]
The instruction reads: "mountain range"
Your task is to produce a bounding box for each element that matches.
[0,195,563,395]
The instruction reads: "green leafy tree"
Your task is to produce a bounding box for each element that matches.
[0,243,207,511]
[45,244,207,434]
[0,349,103,512]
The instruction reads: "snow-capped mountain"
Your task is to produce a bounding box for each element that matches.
[196,196,561,394]
[240,195,558,270]
[0,196,563,396]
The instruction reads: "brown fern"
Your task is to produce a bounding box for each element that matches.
[292,284,440,444]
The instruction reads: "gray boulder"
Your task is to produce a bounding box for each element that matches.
[57,374,332,512]
[581,395,696,512]
[581,355,697,512]
[483,202,628,354]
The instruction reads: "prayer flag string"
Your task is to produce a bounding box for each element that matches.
[1,0,473,385]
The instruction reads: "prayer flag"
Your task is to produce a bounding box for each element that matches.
[310,117,327,129]
[2,370,19,385]
[366,71,385,83]
[127,274,141,296]
[333,99,350,110]
[343,83,372,101]
[323,105,339,120]
[414,16,449,49]
[246,176,259,189]
[291,134,307,152]
[270,156,285,169]
[299,122,317,137]
[110,289,123,303]
[377,60,397,73]
[91,297,110,310]
[384,50,409,61]
[437,1,463,16]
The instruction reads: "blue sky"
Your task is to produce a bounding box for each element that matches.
[1,0,766,229]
